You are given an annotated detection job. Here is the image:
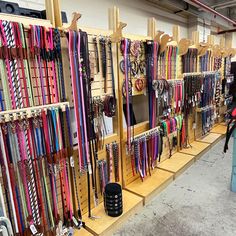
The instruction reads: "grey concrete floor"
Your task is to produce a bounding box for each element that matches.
[114,138,236,236]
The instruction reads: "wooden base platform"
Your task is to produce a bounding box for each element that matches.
[124,169,174,205]
[74,228,93,236]
[157,152,195,179]
[197,132,223,144]
[179,141,210,160]
[84,190,143,236]
[210,124,227,135]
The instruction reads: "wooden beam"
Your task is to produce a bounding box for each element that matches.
[207,35,215,46]
[147,17,156,39]
[192,31,199,45]
[53,0,63,28]
[172,25,180,43]
[45,0,55,27]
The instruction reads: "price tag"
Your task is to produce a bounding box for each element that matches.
[192,123,196,129]
[72,216,79,227]
[88,164,92,175]
[155,90,158,98]
[70,156,74,167]
[174,101,176,108]
[29,224,38,235]
[178,100,181,107]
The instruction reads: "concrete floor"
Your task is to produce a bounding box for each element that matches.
[114,138,236,236]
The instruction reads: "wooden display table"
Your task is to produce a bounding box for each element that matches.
[210,124,227,134]
[125,169,174,204]
[179,141,210,160]
[84,190,143,236]
[157,152,195,179]
[197,132,223,144]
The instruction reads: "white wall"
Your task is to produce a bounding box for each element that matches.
[60,0,188,37]
[7,0,188,38]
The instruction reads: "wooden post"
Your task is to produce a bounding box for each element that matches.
[147,17,156,39]
[192,31,199,46]
[172,25,180,43]
[45,0,55,27]
[53,0,63,28]
[220,36,226,48]
[207,35,215,46]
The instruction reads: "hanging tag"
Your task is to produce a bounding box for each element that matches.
[195,94,197,102]
[173,101,176,108]
[192,123,196,129]
[72,216,79,227]
[155,90,158,98]
[88,164,92,175]
[70,156,74,167]
[178,100,181,107]
[168,108,171,113]
[192,101,195,107]
[29,224,38,235]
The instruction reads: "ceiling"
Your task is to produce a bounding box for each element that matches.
[145,0,236,28]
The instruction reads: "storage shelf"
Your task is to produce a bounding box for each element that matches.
[210,124,227,134]
[179,141,210,160]
[197,132,223,144]
[157,152,195,179]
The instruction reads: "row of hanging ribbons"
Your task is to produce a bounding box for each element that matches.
[200,50,214,72]
[131,128,163,180]
[68,29,120,220]
[0,107,82,235]
[201,106,215,135]
[97,142,119,194]
[0,19,82,235]
[0,20,66,111]
[159,45,178,80]
[182,48,198,73]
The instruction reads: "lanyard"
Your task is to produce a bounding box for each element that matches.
[54,29,66,102]
[68,30,84,170]
[41,110,60,225]
[121,38,132,152]
[0,127,19,233]
[99,38,107,93]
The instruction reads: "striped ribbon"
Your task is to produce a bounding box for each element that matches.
[2,20,41,232]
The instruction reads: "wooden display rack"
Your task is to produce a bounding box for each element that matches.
[0,2,232,236]
[117,16,178,204]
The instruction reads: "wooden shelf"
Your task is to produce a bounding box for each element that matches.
[74,228,93,236]
[157,152,195,179]
[179,141,210,160]
[84,190,143,236]
[124,169,173,205]
[197,133,223,144]
[210,124,227,134]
